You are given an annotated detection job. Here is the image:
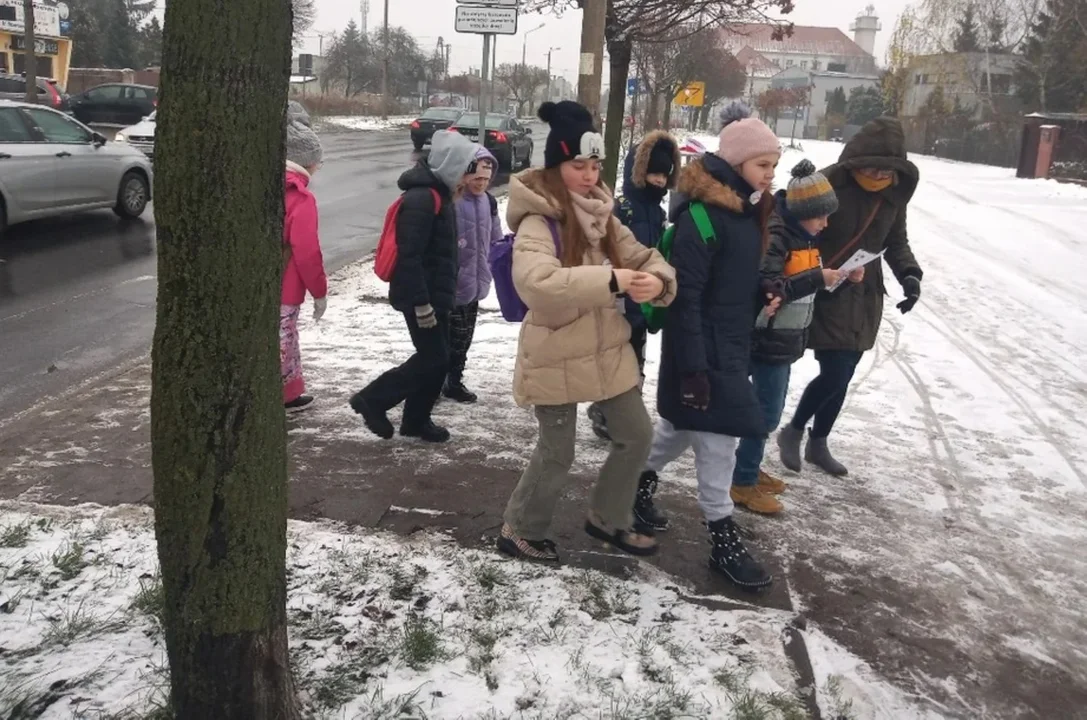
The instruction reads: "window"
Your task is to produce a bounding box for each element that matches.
[800,61,808,70]
[0,108,34,142]
[0,77,24,93]
[25,109,91,143]
[12,54,53,79]
[0,5,15,21]
[812,60,821,70]
[127,86,156,101]
[87,85,124,101]
[785,59,795,67]
[421,108,462,121]
[990,74,1012,94]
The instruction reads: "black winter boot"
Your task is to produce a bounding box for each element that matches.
[442,379,478,403]
[400,420,451,443]
[707,516,772,591]
[804,434,848,476]
[633,470,669,533]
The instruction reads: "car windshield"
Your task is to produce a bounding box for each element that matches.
[421,108,461,121]
[454,115,507,130]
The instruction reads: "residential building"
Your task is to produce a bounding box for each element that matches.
[769,65,881,137]
[901,52,1021,119]
[0,0,73,89]
[719,12,879,110]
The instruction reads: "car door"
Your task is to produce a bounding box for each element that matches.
[23,107,114,208]
[131,87,157,125]
[0,106,57,215]
[119,86,152,126]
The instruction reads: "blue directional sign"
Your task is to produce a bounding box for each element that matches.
[627,78,641,96]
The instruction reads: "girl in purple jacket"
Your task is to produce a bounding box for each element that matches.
[444,147,503,403]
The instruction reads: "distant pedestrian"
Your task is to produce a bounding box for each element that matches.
[642,102,781,590]
[444,147,502,404]
[730,159,852,516]
[778,117,923,477]
[497,101,677,564]
[350,130,479,443]
[587,129,680,445]
[282,101,328,412]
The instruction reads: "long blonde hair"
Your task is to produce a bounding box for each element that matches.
[538,167,623,269]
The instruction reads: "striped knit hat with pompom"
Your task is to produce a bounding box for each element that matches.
[785,159,838,221]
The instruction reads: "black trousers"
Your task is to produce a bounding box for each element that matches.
[447,301,479,383]
[359,311,450,428]
[789,349,864,438]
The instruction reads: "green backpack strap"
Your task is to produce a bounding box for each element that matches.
[688,201,716,243]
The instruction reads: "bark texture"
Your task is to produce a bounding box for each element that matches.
[150,0,297,717]
[603,38,631,189]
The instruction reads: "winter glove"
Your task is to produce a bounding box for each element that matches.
[313,296,327,323]
[897,275,921,314]
[680,372,711,411]
[760,278,786,303]
[415,304,438,329]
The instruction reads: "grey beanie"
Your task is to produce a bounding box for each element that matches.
[285,101,322,168]
[785,159,838,221]
[428,130,478,192]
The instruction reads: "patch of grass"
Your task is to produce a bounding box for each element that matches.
[325,546,374,590]
[307,643,392,711]
[474,562,509,592]
[715,664,750,694]
[730,691,773,720]
[764,691,808,720]
[52,541,89,581]
[388,564,428,601]
[534,607,567,644]
[0,587,27,614]
[131,576,165,625]
[399,613,444,670]
[601,682,699,719]
[576,572,638,621]
[294,606,346,641]
[0,521,32,548]
[822,675,857,720]
[43,602,101,645]
[355,685,426,720]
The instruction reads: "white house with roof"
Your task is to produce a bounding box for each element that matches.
[769,65,882,138]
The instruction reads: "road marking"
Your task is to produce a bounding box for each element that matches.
[0,275,155,324]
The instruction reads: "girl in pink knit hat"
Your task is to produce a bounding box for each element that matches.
[639,101,783,591]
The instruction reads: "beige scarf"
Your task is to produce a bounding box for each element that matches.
[567,187,615,244]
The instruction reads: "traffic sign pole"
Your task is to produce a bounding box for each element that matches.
[479,33,491,136]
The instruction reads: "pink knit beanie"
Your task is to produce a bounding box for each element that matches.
[716,101,781,168]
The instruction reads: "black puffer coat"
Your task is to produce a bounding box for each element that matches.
[751,190,827,364]
[657,153,767,439]
[809,117,923,352]
[388,162,459,314]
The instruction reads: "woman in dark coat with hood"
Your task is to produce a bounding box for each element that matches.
[778,117,923,477]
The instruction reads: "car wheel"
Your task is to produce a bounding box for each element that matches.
[114,171,150,219]
[413,138,424,150]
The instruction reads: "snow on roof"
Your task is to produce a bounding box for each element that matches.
[721,23,872,59]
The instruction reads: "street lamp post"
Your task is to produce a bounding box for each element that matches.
[522,22,545,68]
[546,47,561,102]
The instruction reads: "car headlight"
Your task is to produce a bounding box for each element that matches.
[115,133,127,142]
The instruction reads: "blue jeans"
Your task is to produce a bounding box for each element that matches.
[732,361,792,487]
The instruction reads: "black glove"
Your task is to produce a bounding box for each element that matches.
[896,275,921,314]
[760,278,786,304]
[680,372,710,411]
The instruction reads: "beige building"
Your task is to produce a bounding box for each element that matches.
[901,52,1021,119]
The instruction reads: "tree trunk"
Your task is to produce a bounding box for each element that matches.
[151,0,299,717]
[602,37,631,190]
[645,92,660,131]
[662,93,673,130]
[22,0,37,104]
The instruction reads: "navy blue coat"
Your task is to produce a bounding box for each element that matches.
[656,153,768,439]
[614,130,681,326]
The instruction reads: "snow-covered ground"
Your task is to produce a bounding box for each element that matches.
[322,115,417,131]
[0,503,922,719]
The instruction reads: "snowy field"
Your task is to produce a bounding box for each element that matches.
[0,503,915,719]
[322,115,417,131]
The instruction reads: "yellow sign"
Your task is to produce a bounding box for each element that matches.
[674,82,705,107]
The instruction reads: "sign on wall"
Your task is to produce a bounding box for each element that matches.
[0,0,62,38]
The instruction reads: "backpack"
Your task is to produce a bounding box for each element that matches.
[641,201,715,334]
[374,188,442,282]
[488,218,561,322]
[488,192,498,217]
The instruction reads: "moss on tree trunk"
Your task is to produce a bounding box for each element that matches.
[149,0,297,716]
[603,38,631,189]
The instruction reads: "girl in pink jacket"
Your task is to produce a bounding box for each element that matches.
[282,102,328,411]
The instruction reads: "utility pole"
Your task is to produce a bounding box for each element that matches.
[577,0,606,123]
[479,34,491,133]
[545,47,560,104]
[381,0,389,120]
[22,0,37,104]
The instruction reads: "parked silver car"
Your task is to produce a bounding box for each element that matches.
[0,99,152,235]
[115,110,155,160]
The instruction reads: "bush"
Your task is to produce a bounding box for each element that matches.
[1051,160,1087,181]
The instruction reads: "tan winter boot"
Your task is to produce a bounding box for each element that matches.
[730,486,784,515]
[757,470,787,495]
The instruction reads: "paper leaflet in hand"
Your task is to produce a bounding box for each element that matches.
[827,248,886,292]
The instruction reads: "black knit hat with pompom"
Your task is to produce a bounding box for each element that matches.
[538,100,605,169]
[785,158,838,221]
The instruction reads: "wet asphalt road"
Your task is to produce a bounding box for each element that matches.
[0,122,546,422]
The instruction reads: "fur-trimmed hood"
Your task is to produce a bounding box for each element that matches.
[627,130,681,190]
[668,153,748,221]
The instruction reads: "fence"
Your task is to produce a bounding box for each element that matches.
[901,116,1020,168]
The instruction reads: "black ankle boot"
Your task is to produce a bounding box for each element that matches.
[707,516,772,591]
[400,420,450,443]
[633,470,668,533]
[442,380,478,404]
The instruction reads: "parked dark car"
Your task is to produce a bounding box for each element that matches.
[410,107,463,150]
[0,73,69,112]
[449,113,533,171]
[68,83,158,127]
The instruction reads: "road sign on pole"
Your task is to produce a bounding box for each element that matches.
[627,77,640,96]
[455,6,518,35]
[673,81,705,107]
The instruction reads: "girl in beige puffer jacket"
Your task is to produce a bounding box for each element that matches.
[497,101,677,564]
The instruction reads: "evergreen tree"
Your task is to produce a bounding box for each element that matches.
[827,86,848,115]
[953,2,980,52]
[846,85,884,125]
[986,14,1006,53]
[1015,0,1087,112]
[103,0,137,69]
[324,20,373,96]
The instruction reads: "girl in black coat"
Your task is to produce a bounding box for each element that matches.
[640,103,781,591]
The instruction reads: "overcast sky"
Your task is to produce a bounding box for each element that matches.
[300,0,914,81]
